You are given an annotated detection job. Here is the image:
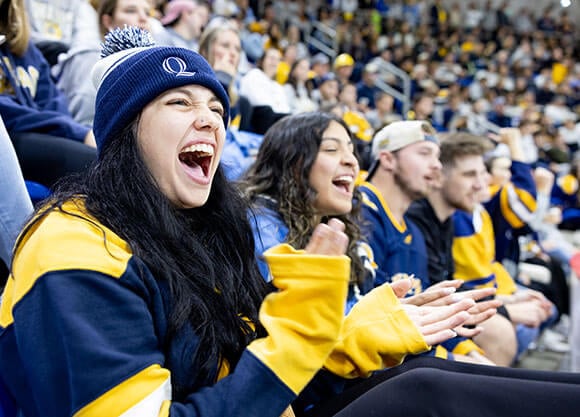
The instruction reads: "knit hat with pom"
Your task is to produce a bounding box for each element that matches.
[91,26,229,155]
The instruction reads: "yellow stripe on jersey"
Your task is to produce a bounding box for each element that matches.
[453,339,484,356]
[360,191,378,212]
[74,364,171,417]
[434,345,449,359]
[499,185,536,229]
[361,182,407,233]
[558,174,579,195]
[492,261,516,295]
[1,201,132,327]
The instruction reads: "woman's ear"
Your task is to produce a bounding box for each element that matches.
[101,15,113,34]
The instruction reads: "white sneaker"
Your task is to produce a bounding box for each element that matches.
[552,315,571,338]
[541,329,571,353]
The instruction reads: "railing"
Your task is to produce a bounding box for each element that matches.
[373,60,412,119]
[305,21,338,59]
[303,21,413,118]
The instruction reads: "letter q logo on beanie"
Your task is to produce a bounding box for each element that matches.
[91,26,230,156]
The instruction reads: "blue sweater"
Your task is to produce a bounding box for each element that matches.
[0,42,89,141]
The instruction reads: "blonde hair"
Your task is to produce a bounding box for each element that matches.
[0,0,30,56]
[198,22,239,67]
[198,22,240,104]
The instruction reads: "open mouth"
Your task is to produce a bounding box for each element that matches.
[179,143,214,178]
[332,175,353,194]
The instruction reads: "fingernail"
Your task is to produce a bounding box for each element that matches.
[443,287,456,295]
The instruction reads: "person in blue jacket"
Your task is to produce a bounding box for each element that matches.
[2,27,580,417]
[0,0,96,188]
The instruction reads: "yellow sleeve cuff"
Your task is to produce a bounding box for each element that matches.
[324,283,429,379]
[248,244,350,394]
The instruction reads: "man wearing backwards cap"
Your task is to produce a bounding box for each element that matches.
[359,120,492,364]
[361,120,441,293]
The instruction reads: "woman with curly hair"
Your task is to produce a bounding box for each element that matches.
[241,111,580,417]
[242,112,371,306]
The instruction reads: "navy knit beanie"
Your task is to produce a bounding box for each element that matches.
[92,27,230,155]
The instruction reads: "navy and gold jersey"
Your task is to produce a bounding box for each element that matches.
[551,173,579,208]
[453,206,517,295]
[484,161,537,265]
[359,182,429,294]
[0,42,89,141]
[0,201,352,417]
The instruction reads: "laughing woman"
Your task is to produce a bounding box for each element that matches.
[241,111,580,417]
[0,28,353,417]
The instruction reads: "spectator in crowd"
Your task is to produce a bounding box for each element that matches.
[519,167,571,353]
[280,23,308,61]
[198,22,242,107]
[333,52,355,87]
[0,0,97,188]
[242,112,369,302]
[25,0,101,126]
[552,157,580,231]
[238,46,290,133]
[487,96,513,128]
[306,52,331,91]
[429,0,447,36]
[313,72,340,111]
[98,0,153,38]
[408,94,443,131]
[154,0,210,51]
[337,82,373,143]
[545,95,577,126]
[483,129,537,271]
[407,132,517,366]
[198,21,260,180]
[356,62,381,112]
[284,57,318,114]
[558,116,580,155]
[483,130,561,352]
[366,91,402,131]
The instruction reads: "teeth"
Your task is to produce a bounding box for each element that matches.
[334,175,353,184]
[181,143,214,155]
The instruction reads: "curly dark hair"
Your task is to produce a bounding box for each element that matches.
[240,112,365,287]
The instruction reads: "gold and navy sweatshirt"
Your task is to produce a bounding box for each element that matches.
[0,201,353,417]
[484,160,537,266]
[453,206,517,296]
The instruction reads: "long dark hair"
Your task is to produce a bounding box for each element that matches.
[241,112,365,286]
[15,119,268,399]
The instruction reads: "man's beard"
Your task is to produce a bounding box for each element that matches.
[394,170,427,201]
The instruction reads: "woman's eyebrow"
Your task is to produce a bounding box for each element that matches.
[321,137,353,145]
